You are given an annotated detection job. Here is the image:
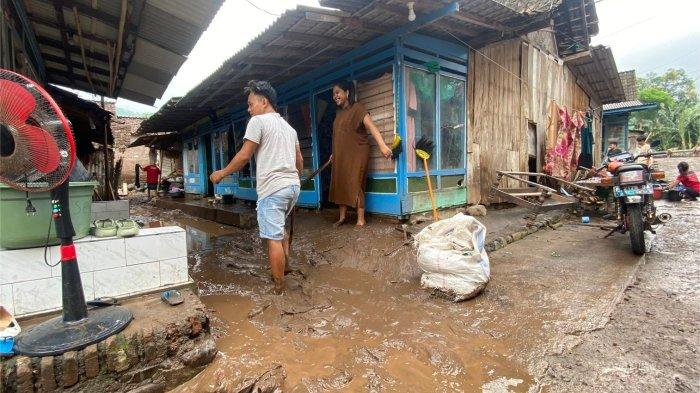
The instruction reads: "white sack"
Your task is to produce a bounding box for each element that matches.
[414,213,490,301]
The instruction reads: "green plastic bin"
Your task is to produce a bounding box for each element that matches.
[0,182,97,249]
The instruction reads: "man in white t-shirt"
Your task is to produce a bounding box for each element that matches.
[210,80,303,294]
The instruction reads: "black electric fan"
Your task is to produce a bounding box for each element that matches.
[0,69,132,356]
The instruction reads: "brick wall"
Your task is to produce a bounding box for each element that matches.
[101,102,182,183]
[0,290,216,393]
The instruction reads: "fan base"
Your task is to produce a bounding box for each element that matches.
[14,306,133,357]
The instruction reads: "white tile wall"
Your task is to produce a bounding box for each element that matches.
[125,230,186,265]
[50,238,127,275]
[160,257,189,286]
[0,226,189,317]
[0,284,14,314]
[94,262,160,298]
[12,273,94,316]
[0,248,52,285]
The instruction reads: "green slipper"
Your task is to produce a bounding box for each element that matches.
[91,219,117,238]
[116,219,139,238]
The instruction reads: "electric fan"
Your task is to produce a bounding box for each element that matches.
[0,69,132,357]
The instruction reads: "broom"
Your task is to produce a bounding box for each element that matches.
[415,136,440,221]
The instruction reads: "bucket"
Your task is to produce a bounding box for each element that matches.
[652,185,663,200]
[666,189,682,202]
[0,182,97,249]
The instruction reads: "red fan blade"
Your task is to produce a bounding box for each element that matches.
[0,79,36,124]
[22,124,61,173]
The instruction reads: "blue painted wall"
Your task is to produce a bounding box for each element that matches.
[178,28,468,217]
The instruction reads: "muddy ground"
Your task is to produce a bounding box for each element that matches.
[540,201,699,392]
[126,195,698,392]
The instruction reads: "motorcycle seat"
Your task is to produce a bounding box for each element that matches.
[617,164,646,173]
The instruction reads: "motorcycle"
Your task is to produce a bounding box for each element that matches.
[596,151,669,255]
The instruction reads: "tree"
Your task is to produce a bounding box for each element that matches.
[631,69,699,149]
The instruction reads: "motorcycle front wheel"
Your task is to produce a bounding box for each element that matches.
[627,204,646,255]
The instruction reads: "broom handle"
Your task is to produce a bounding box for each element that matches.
[422,158,439,221]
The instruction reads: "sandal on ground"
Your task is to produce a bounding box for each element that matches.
[86,297,119,308]
[116,219,140,238]
[161,290,184,306]
[91,219,117,237]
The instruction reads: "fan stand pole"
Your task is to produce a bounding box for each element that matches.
[14,181,133,357]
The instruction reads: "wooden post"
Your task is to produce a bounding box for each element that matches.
[100,96,111,200]
[156,148,163,195]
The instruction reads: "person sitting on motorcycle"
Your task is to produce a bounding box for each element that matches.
[606,140,623,159]
[667,161,700,201]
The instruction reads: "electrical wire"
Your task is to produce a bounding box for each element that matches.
[243,0,280,17]
[44,212,60,268]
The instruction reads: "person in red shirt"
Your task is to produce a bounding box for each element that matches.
[138,162,161,199]
[667,161,700,201]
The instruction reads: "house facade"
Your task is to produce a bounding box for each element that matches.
[138,0,625,217]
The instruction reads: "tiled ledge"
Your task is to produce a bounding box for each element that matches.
[0,226,189,318]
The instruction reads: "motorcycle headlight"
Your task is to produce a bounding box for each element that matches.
[620,170,644,184]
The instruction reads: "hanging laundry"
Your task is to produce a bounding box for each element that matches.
[544,101,585,181]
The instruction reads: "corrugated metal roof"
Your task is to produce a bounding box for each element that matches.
[19,0,223,105]
[603,100,644,111]
[602,100,658,112]
[568,45,625,104]
[139,0,591,134]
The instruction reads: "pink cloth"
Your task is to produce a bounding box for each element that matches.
[544,104,585,181]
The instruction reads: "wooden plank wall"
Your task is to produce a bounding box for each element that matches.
[356,72,396,173]
[467,29,603,204]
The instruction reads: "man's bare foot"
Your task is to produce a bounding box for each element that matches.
[274,281,285,295]
[333,218,347,227]
[355,220,366,227]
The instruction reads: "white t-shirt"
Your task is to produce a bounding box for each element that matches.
[244,112,300,200]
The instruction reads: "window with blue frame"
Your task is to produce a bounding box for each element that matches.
[407,67,437,171]
[284,100,314,176]
[232,118,254,186]
[439,76,466,169]
[212,132,222,170]
[405,66,466,188]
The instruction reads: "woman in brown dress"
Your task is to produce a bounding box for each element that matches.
[329,81,392,226]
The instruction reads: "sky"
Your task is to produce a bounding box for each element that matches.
[95,0,699,115]
[591,0,700,78]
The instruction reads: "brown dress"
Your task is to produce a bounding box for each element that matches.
[329,102,370,208]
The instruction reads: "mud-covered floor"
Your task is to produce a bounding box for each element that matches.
[124,198,697,393]
[540,201,699,392]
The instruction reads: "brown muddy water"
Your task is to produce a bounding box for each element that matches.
[129,201,641,392]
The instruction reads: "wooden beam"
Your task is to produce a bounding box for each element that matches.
[449,11,513,32]
[303,11,391,35]
[36,36,110,63]
[563,50,590,63]
[42,53,111,76]
[28,12,113,46]
[281,31,363,47]
[244,56,321,68]
[35,0,137,31]
[53,1,74,82]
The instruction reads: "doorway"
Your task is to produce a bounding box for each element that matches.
[203,134,215,197]
[315,89,336,206]
[527,122,538,183]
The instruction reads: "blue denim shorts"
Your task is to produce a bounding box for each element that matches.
[256,185,300,240]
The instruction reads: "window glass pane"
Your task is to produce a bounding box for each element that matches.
[285,100,314,176]
[439,76,466,169]
[406,67,436,171]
